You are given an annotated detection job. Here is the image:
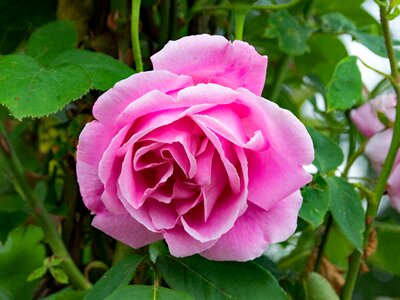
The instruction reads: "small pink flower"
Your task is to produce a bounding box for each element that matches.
[352,93,400,211]
[76,35,314,261]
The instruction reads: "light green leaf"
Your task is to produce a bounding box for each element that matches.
[50,49,134,91]
[327,56,362,111]
[27,21,77,65]
[84,254,144,300]
[306,126,344,173]
[106,285,194,300]
[266,10,313,56]
[305,272,340,300]
[27,266,48,282]
[50,267,69,284]
[352,31,400,60]
[0,54,90,119]
[300,175,331,228]
[156,255,287,300]
[0,225,46,300]
[327,177,365,252]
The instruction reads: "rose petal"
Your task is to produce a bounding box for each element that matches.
[93,71,193,125]
[388,164,400,211]
[365,129,393,172]
[200,191,302,261]
[151,34,268,95]
[92,211,162,248]
[76,121,115,212]
[164,225,218,257]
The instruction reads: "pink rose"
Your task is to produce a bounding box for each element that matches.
[76,35,314,261]
[351,93,400,210]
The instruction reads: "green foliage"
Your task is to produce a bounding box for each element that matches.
[106,285,194,300]
[327,56,362,111]
[300,175,330,228]
[327,177,365,252]
[84,254,144,300]
[0,226,46,299]
[306,126,344,173]
[305,272,340,300]
[0,21,133,119]
[265,10,313,56]
[156,255,286,300]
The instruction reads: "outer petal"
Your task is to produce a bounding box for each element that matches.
[93,70,193,125]
[351,93,396,137]
[92,211,162,248]
[164,225,218,257]
[365,129,393,172]
[76,121,116,213]
[151,34,268,95]
[200,191,302,261]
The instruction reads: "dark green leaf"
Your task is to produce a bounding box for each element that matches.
[42,287,86,300]
[295,34,348,84]
[352,31,400,60]
[369,222,400,276]
[106,285,194,300]
[27,21,77,65]
[157,255,287,300]
[325,225,354,270]
[320,12,356,33]
[305,272,339,300]
[0,211,28,243]
[300,175,330,228]
[0,225,45,300]
[307,127,344,173]
[0,54,90,119]
[84,254,144,300]
[327,177,365,252]
[50,49,134,91]
[266,10,313,56]
[327,56,362,111]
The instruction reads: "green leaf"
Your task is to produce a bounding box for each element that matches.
[327,56,362,111]
[306,127,344,173]
[156,255,287,300]
[42,287,86,300]
[0,211,28,243]
[84,254,144,300]
[50,267,69,284]
[0,225,46,300]
[27,266,48,282]
[320,12,356,33]
[305,272,340,300]
[27,21,77,66]
[295,33,348,84]
[325,225,354,270]
[300,175,330,228]
[0,54,90,119]
[369,222,400,276]
[352,31,400,60]
[106,285,194,300]
[326,177,365,252]
[265,10,313,56]
[50,49,134,91]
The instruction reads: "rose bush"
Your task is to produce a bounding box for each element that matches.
[351,93,400,211]
[76,34,314,261]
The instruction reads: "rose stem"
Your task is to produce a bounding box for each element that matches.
[341,4,400,299]
[0,122,91,290]
[131,0,143,72]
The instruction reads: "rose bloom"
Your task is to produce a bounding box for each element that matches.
[76,35,314,261]
[351,93,400,211]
